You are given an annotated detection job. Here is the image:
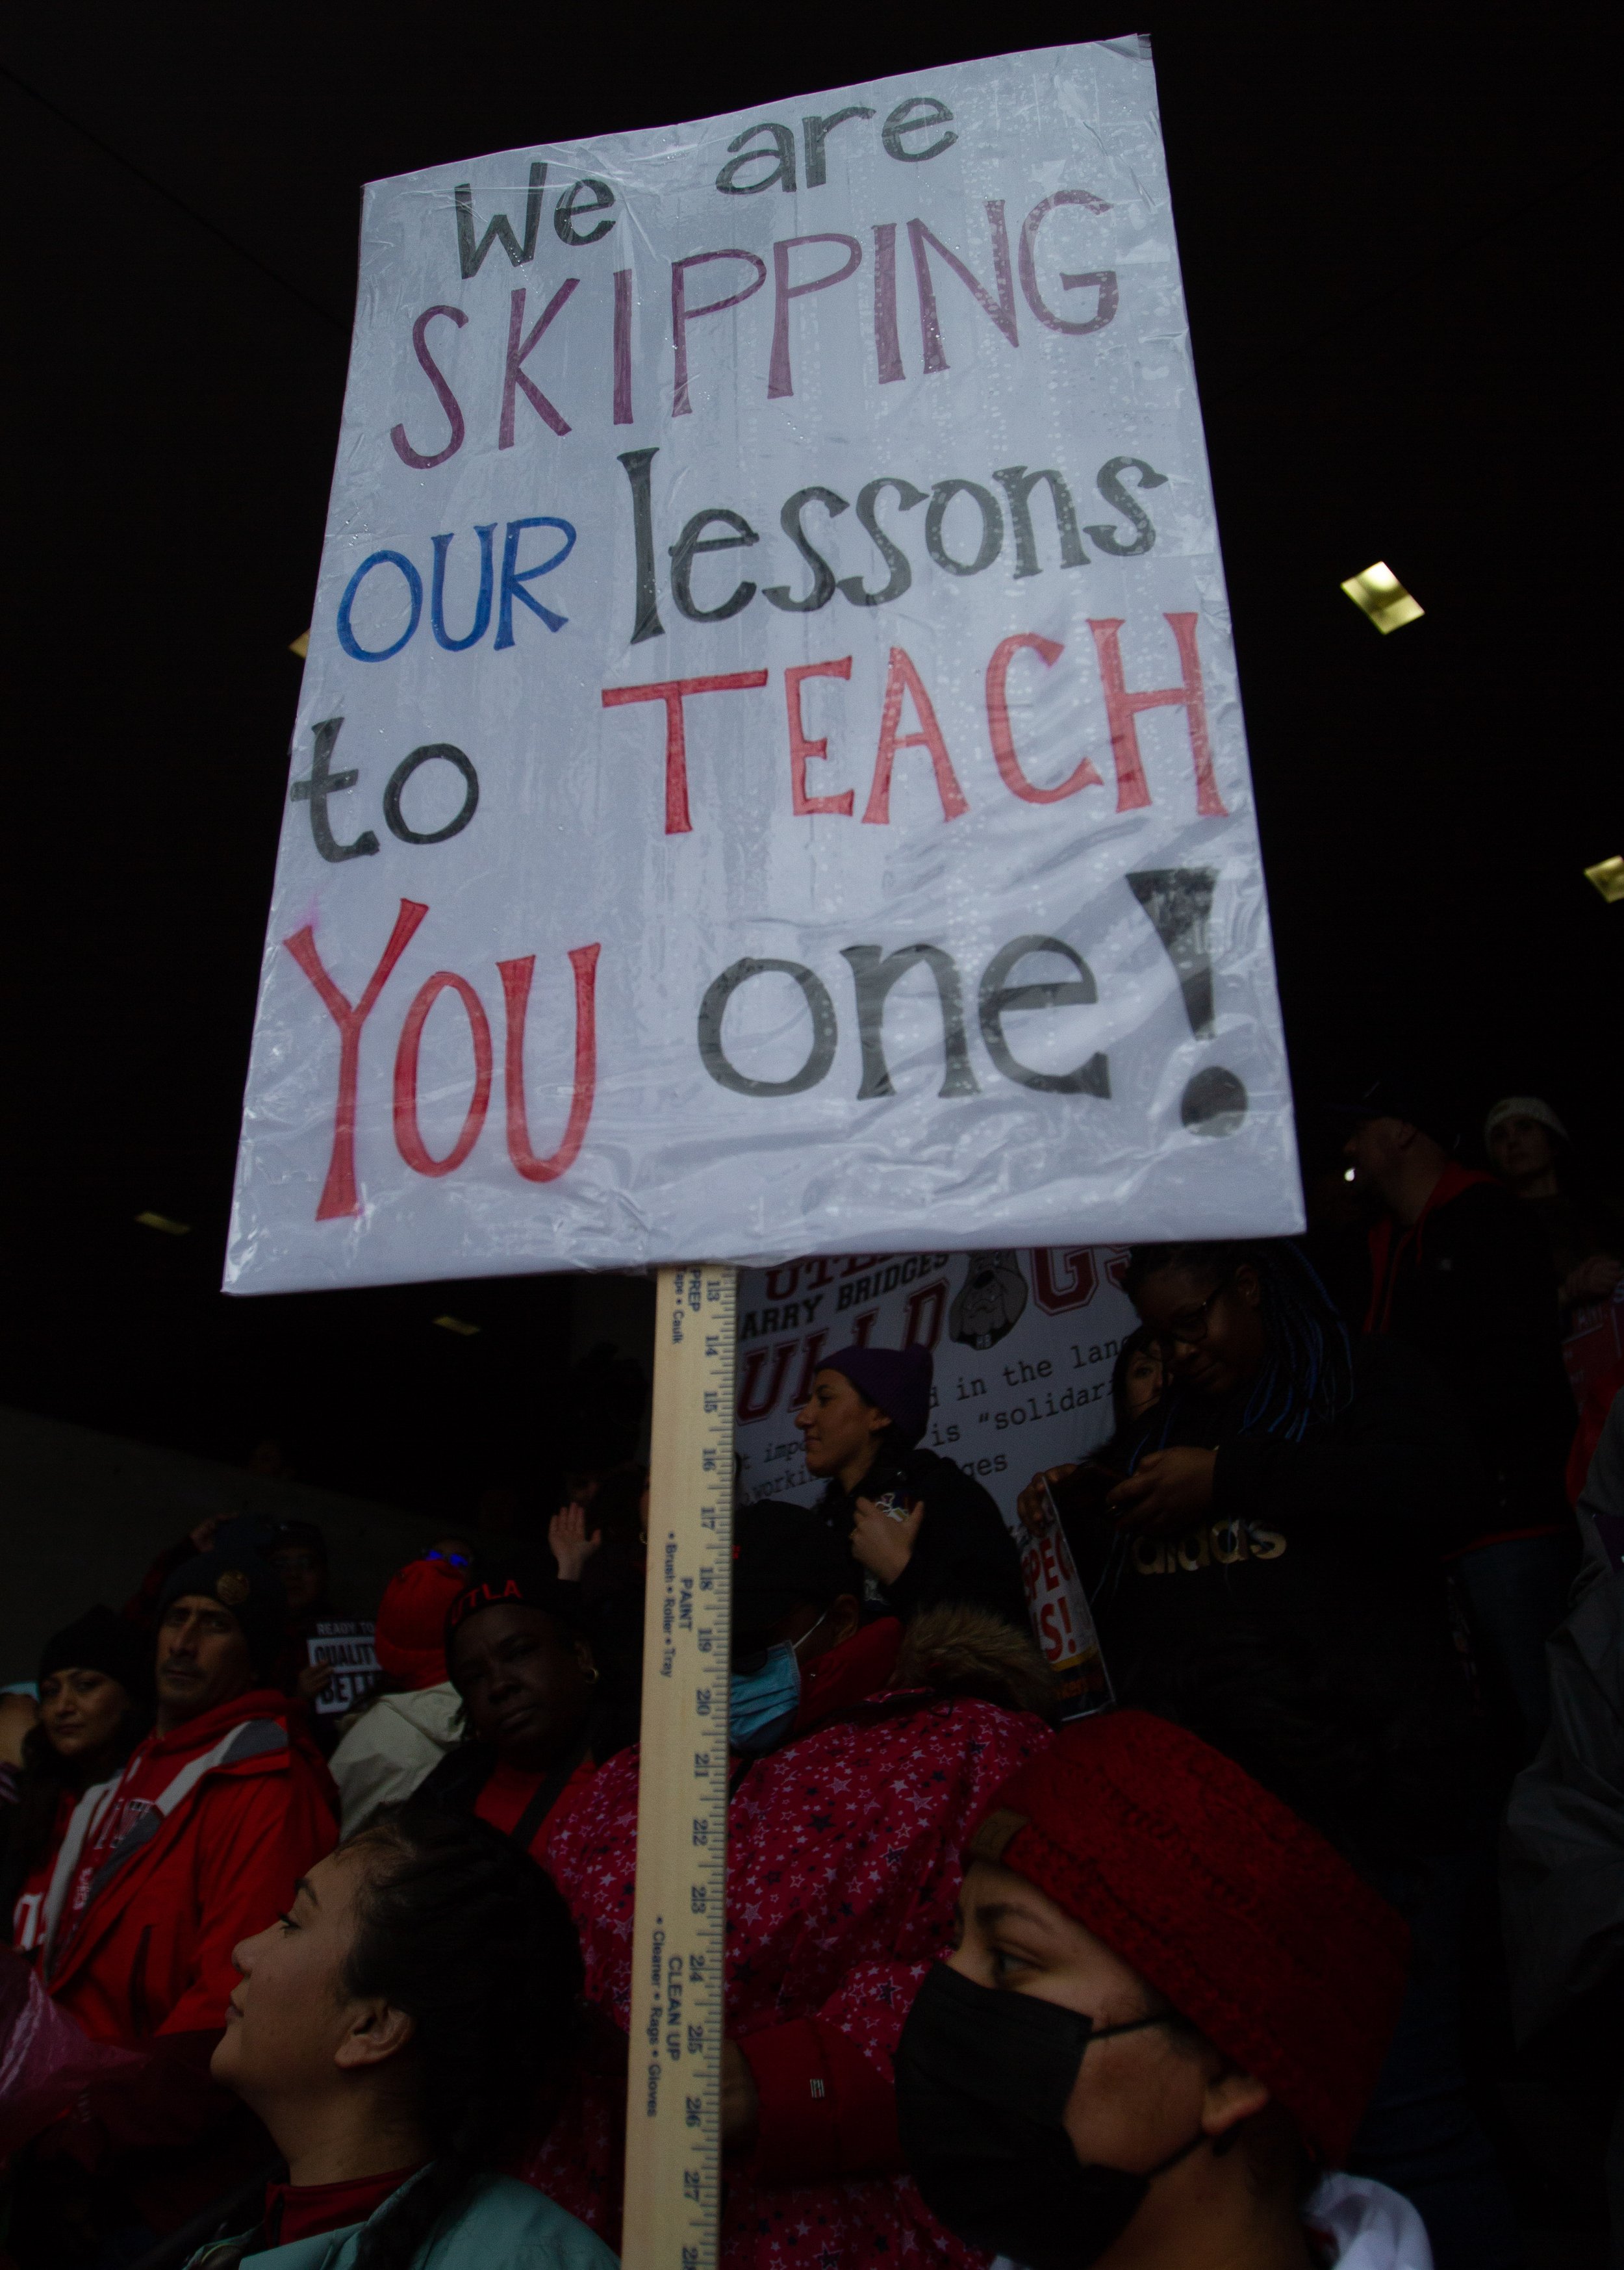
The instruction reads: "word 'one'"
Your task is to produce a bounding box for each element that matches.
[696,869,1247,1134]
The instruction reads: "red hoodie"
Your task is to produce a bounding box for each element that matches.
[45,1684,338,2043]
[34,1687,338,2230]
[526,1614,1050,2268]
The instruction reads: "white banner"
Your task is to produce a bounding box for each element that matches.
[732,1247,1139,1525]
[227,37,1302,1294]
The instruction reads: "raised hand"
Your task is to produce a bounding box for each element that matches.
[549,1500,603,1581]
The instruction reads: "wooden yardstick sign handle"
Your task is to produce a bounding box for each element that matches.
[622,1264,738,2269]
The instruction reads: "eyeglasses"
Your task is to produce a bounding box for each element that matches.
[1157,1271,1237,1350]
[423,1549,472,1570]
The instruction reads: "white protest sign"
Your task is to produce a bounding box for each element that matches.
[305,1619,379,1716]
[732,1246,1139,1516]
[1022,1496,1115,1720]
[227,37,1303,1294]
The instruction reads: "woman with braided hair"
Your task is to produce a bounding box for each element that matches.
[187,1808,615,2269]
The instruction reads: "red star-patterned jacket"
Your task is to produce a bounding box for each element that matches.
[525,1608,1052,2269]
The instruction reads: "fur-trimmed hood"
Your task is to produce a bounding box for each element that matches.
[890,1603,1056,1719]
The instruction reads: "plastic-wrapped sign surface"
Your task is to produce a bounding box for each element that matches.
[227,36,1303,1294]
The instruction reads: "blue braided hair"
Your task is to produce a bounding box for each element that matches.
[1121,1239,1354,1451]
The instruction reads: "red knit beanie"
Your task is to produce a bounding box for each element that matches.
[978,1711,1409,2165]
[374,1556,465,1689]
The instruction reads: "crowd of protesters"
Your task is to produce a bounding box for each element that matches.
[0,1083,1619,2269]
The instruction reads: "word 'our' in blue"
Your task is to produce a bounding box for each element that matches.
[336,518,577,661]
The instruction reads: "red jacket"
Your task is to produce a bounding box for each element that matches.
[526,1611,1051,2269]
[45,1685,338,2043]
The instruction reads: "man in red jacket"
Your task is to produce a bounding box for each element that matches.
[32,1544,338,2241]
[526,1501,1053,2267]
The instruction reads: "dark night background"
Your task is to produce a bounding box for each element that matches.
[2,3,1616,1523]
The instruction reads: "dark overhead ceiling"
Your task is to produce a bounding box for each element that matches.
[2,3,1616,1512]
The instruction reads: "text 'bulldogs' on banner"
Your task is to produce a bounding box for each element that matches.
[227,36,1302,1292]
[733,1247,1139,1521]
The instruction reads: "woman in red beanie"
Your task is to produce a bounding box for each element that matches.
[895,1709,1433,2270]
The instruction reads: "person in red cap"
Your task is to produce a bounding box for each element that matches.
[895,1709,1430,2270]
[327,1546,471,1834]
[796,1343,1028,1632]
[405,1566,604,1869]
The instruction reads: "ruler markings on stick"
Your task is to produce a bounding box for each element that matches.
[623,1264,737,2270]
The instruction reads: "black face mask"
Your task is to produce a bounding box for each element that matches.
[894,1962,1204,2270]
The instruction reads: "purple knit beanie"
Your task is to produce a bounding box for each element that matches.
[818,1344,933,1446]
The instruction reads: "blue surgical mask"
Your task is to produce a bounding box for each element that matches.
[729,1614,828,1755]
[730,1645,801,1755]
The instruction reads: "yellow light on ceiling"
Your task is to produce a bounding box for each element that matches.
[433,1314,481,1336]
[288,631,311,658]
[1584,856,1624,903]
[1341,562,1423,634]
[135,1210,190,1235]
